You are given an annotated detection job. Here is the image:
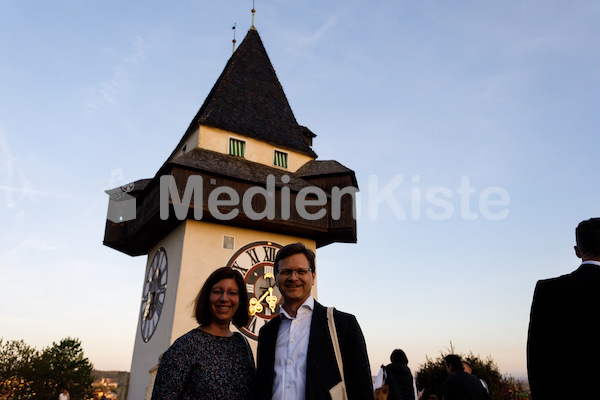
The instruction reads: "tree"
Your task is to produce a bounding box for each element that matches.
[498,376,531,400]
[415,353,449,400]
[31,338,94,400]
[415,347,528,400]
[0,339,37,399]
[0,337,94,400]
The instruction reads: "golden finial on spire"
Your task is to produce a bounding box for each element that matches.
[251,0,256,29]
[232,23,237,53]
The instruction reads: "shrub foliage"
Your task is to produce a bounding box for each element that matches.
[0,337,93,400]
[415,348,528,400]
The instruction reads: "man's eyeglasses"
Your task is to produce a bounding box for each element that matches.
[277,268,313,277]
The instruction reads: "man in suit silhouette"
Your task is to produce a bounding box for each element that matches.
[527,217,600,399]
[257,242,373,400]
[443,355,491,400]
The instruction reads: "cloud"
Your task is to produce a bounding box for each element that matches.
[0,127,72,218]
[3,236,61,264]
[0,127,32,218]
[85,36,149,116]
[298,16,338,47]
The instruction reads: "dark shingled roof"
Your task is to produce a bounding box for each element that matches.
[171,148,317,192]
[183,28,317,158]
[296,160,358,188]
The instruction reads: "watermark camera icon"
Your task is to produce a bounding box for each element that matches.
[106,184,136,223]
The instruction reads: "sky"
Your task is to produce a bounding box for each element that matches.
[2,0,600,379]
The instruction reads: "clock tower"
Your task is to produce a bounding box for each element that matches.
[104,27,358,400]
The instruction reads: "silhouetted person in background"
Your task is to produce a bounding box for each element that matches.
[527,217,600,399]
[384,349,416,400]
[443,355,491,400]
[462,360,489,393]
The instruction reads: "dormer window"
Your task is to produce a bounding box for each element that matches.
[229,138,246,158]
[274,150,288,168]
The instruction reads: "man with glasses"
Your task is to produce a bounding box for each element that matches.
[256,242,373,400]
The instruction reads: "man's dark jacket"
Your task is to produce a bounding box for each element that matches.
[444,371,491,400]
[527,263,600,399]
[256,301,373,400]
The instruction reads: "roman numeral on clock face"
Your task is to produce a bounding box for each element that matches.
[244,314,267,338]
[141,247,168,343]
[247,315,257,333]
[155,299,163,317]
[246,248,260,265]
[225,241,283,341]
[263,246,276,262]
[232,261,248,275]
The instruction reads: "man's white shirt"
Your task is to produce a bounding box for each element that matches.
[271,295,314,400]
[581,260,600,267]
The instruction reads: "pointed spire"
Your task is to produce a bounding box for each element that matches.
[251,0,256,30]
[232,23,237,54]
[184,29,317,158]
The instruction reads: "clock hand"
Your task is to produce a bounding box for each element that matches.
[249,290,268,315]
[257,288,271,303]
[265,287,277,312]
[143,293,153,320]
[249,286,276,315]
[248,300,262,316]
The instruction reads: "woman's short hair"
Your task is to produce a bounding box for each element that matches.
[193,267,249,327]
[390,348,409,364]
[273,242,316,274]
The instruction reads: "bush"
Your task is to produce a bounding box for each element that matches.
[0,337,94,400]
[415,348,528,400]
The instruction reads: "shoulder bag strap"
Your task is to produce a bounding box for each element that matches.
[327,307,345,386]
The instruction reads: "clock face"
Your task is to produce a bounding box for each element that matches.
[226,241,282,340]
[140,247,168,343]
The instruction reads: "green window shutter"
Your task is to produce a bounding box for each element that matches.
[274,150,288,168]
[229,139,245,157]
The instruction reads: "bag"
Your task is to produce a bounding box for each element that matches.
[373,365,389,400]
[373,365,385,389]
[374,385,389,400]
[327,307,348,400]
